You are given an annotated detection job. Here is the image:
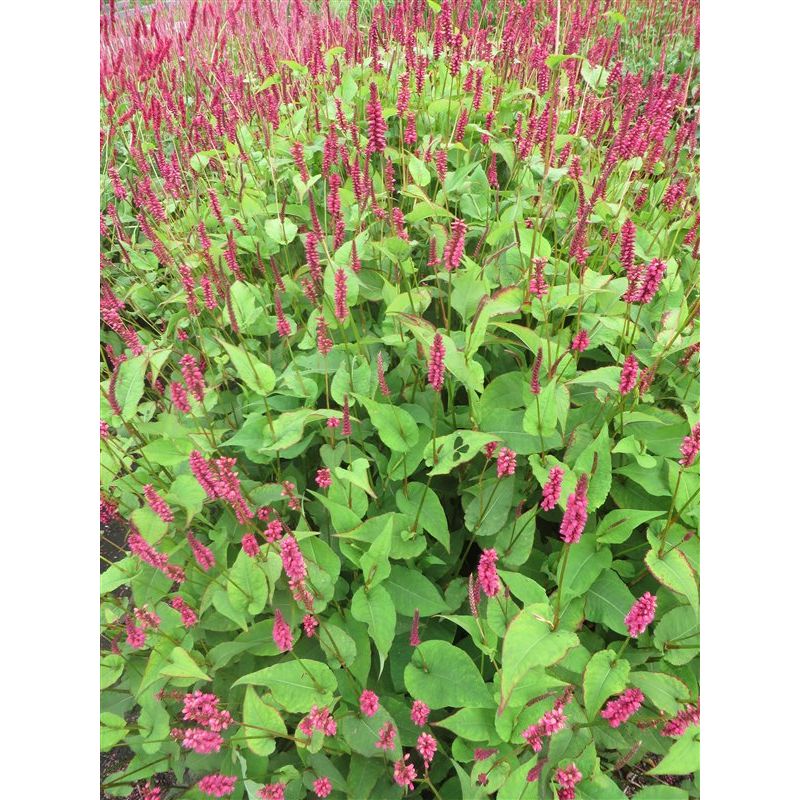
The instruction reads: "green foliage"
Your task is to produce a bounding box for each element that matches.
[99,1,700,797]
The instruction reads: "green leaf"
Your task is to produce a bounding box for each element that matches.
[383,566,447,617]
[522,380,559,437]
[359,517,393,588]
[435,707,498,742]
[464,477,515,537]
[351,584,396,667]
[561,534,613,603]
[404,640,494,709]
[356,395,419,453]
[573,424,612,511]
[629,672,689,715]
[100,713,129,751]
[647,726,700,775]
[596,509,665,544]
[220,341,276,395]
[341,707,401,759]
[654,606,699,666]
[499,610,579,710]
[582,649,630,719]
[425,429,498,475]
[242,686,286,756]
[645,547,699,612]
[159,646,211,682]
[227,549,268,616]
[408,155,431,187]
[631,787,690,799]
[395,481,450,550]
[264,217,298,245]
[100,654,125,689]
[233,659,337,712]
[115,355,147,421]
[585,570,637,636]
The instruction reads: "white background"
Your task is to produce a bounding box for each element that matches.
[0,0,797,796]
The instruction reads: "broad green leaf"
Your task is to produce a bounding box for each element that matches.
[233,659,337,712]
[220,341,276,395]
[351,584,396,667]
[383,566,447,617]
[499,610,579,710]
[582,649,630,720]
[435,707,498,742]
[647,726,700,775]
[596,509,665,544]
[561,534,613,602]
[115,355,147,421]
[356,395,419,453]
[159,646,211,682]
[341,707,401,759]
[573,424,612,511]
[227,549,268,616]
[395,482,450,551]
[629,672,689,715]
[585,570,637,636]
[654,606,699,666]
[100,654,125,689]
[242,686,286,756]
[645,547,699,612]
[631,787,690,799]
[404,640,494,709]
[425,429,498,475]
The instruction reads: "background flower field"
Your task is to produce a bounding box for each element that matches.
[100,1,700,798]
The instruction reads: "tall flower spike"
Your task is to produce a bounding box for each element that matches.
[496,448,517,478]
[180,354,205,402]
[428,333,446,392]
[530,347,543,394]
[187,531,215,571]
[679,422,700,466]
[143,484,174,522]
[625,592,657,637]
[376,352,391,397]
[316,316,333,356]
[619,354,639,395]
[366,82,387,154]
[334,268,349,321]
[478,548,500,597]
[601,688,645,728]
[560,474,589,544]
[541,466,564,511]
[409,608,421,646]
[272,609,293,652]
[341,394,352,436]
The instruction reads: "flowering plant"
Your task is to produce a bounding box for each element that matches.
[100,1,700,798]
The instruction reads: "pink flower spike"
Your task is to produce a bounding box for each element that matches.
[624,592,657,638]
[241,533,260,557]
[541,467,564,511]
[334,268,349,321]
[272,609,293,652]
[409,608,421,647]
[315,468,332,489]
[478,548,500,597]
[197,774,237,798]
[428,333,446,392]
[555,763,582,800]
[375,721,397,750]
[496,448,517,478]
[601,688,645,728]
[143,484,174,523]
[312,777,332,798]
[411,700,430,726]
[280,534,307,582]
[571,329,590,352]
[258,783,286,800]
[679,423,700,467]
[417,732,438,767]
[560,474,589,544]
[661,704,700,737]
[619,354,639,395]
[360,689,379,717]
[187,531,215,571]
[393,754,417,790]
[302,614,319,637]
